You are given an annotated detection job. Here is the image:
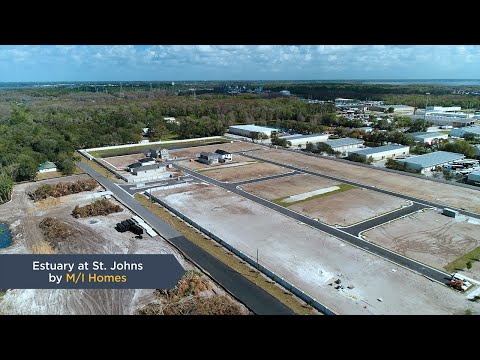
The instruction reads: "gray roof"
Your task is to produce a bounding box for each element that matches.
[397,151,465,168]
[133,164,165,172]
[139,157,155,163]
[352,144,409,156]
[411,132,447,139]
[281,133,328,140]
[323,138,364,148]
[200,152,220,159]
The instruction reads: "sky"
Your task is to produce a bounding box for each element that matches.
[0,45,479,82]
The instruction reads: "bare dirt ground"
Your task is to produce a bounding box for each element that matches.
[101,154,146,170]
[0,176,247,315]
[363,209,480,276]
[200,162,290,183]
[154,183,480,315]
[168,141,263,159]
[179,154,258,171]
[289,188,409,226]
[242,173,338,200]
[251,148,480,214]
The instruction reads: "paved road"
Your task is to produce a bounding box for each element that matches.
[77,162,295,315]
[342,202,427,235]
[174,163,452,285]
[233,171,300,186]
[242,152,480,220]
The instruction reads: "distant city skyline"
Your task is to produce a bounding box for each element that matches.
[0,45,479,82]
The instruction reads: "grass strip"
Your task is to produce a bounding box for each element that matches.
[445,246,480,273]
[272,183,356,207]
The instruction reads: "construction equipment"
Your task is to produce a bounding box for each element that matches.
[450,278,464,291]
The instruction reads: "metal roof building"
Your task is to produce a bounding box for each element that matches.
[350,144,410,161]
[409,132,449,144]
[468,170,480,183]
[228,124,280,138]
[397,151,465,173]
[280,133,329,146]
[321,138,364,153]
[450,125,480,138]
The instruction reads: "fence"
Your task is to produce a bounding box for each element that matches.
[147,192,337,315]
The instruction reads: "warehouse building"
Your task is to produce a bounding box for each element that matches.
[450,125,480,138]
[280,133,329,147]
[368,104,415,115]
[350,144,410,161]
[321,138,364,153]
[468,170,480,184]
[409,132,449,145]
[397,151,465,173]
[228,124,280,138]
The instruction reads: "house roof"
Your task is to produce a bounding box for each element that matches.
[280,133,328,140]
[215,149,231,155]
[351,144,409,156]
[139,157,155,163]
[38,161,56,170]
[323,138,364,148]
[132,164,165,172]
[127,162,142,168]
[410,132,447,139]
[200,152,220,158]
[397,151,465,168]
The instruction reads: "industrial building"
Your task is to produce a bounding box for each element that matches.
[450,125,480,138]
[280,133,329,147]
[397,151,465,173]
[321,138,364,153]
[38,161,57,173]
[215,149,233,162]
[409,132,449,145]
[228,124,280,138]
[350,144,410,161]
[335,98,360,107]
[198,152,221,165]
[412,106,477,127]
[468,170,480,184]
[368,105,415,115]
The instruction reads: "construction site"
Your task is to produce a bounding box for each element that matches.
[0,175,248,315]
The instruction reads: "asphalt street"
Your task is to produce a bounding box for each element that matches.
[174,163,452,285]
[242,152,480,220]
[77,161,295,315]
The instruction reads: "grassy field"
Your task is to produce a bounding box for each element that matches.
[445,246,480,273]
[89,139,228,158]
[134,194,318,315]
[77,157,123,184]
[272,183,356,207]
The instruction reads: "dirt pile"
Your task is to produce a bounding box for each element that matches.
[72,199,122,218]
[39,217,78,247]
[30,179,98,201]
[137,271,245,315]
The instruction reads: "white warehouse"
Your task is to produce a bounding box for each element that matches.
[450,125,480,138]
[397,151,465,173]
[410,132,449,145]
[321,138,364,153]
[350,144,410,161]
[468,170,480,184]
[229,124,280,138]
[280,133,329,147]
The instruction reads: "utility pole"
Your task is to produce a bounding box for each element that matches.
[256,248,259,274]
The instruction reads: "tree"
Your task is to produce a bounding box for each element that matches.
[259,133,269,141]
[463,133,478,142]
[443,169,453,181]
[467,261,472,269]
[0,172,14,204]
[387,107,394,113]
[305,142,314,153]
[347,153,367,163]
[367,156,374,164]
[56,153,75,175]
[149,123,169,141]
[249,131,260,141]
[408,119,430,133]
[440,139,476,158]
[314,142,335,155]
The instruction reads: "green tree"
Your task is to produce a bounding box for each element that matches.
[463,133,478,142]
[440,139,476,158]
[367,156,374,164]
[56,153,75,175]
[305,142,314,153]
[0,172,14,204]
[314,142,335,155]
[443,169,453,181]
[467,261,472,269]
[347,153,367,163]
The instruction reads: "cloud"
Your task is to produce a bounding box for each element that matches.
[0,45,478,81]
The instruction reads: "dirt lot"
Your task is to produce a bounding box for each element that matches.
[251,148,480,214]
[241,173,338,199]
[168,141,263,159]
[101,154,146,170]
[289,188,409,226]
[363,209,480,276]
[200,161,290,183]
[154,183,480,315]
[0,176,246,315]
